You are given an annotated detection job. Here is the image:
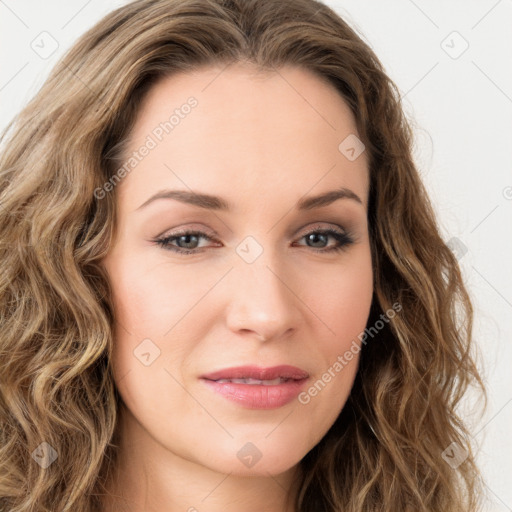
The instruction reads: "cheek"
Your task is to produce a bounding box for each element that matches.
[107,255,204,336]
[306,249,373,343]
[295,251,372,430]
[106,254,224,387]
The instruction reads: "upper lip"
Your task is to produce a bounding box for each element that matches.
[201,365,309,381]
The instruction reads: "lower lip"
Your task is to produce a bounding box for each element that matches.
[201,378,308,409]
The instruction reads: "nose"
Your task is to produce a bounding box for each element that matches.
[225,257,301,343]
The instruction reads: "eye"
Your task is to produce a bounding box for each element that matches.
[154,226,354,255]
[154,230,218,255]
[293,227,354,253]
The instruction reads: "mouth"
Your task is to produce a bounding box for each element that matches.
[200,365,309,409]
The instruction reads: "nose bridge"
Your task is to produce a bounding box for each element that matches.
[226,241,299,340]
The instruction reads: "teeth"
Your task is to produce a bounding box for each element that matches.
[215,377,288,385]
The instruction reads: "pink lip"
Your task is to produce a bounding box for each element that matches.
[200,365,309,410]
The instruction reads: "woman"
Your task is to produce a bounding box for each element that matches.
[0,0,485,511]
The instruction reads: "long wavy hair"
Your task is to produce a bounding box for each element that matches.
[0,0,486,510]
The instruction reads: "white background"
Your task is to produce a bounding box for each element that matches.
[1,1,511,510]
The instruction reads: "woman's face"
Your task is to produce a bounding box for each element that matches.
[101,63,373,478]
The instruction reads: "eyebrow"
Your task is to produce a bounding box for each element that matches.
[135,186,363,212]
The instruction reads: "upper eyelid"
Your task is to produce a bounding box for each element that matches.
[158,221,350,239]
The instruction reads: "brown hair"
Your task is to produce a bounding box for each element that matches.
[0,0,485,510]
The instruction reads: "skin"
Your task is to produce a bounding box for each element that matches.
[100,62,373,512]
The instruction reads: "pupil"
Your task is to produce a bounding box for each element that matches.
[180,234,198,248]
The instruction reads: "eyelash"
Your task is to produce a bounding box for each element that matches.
[154,227,354,255]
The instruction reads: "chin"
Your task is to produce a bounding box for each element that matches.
[203,437,305,477]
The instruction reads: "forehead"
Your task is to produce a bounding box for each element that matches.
[132,63,360,141]
[117,63,369,213]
